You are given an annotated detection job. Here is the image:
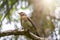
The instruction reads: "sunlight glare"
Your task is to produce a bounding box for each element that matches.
[43,0,53,5]
[43,0,52,3]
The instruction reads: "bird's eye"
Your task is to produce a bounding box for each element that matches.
[22,14,24,15]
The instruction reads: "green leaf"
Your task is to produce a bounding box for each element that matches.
[0,14,2,21]
[21,7,28,10]
[59,30,60,34]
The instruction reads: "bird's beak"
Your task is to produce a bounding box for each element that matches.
[18,13,20,15]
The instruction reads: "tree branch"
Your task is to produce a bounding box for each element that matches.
[0,29,28,37]
[29,32,48,40]
[0,29,48,40]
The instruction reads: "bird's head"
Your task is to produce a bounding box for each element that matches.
[18,12,27,19]
[18,12,26,16]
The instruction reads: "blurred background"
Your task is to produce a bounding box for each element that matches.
[0,0,60,40]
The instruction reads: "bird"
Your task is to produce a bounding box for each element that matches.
[18,12,37,34]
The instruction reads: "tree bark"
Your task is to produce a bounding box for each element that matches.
[32,0,56,37]
[0,29,47,40]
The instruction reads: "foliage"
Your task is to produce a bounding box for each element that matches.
[0,0,59,40]
[0,0,32,40]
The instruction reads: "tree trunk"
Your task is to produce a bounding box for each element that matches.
[32,0,56,37]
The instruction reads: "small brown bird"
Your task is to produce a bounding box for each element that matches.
[18,12,37,34]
